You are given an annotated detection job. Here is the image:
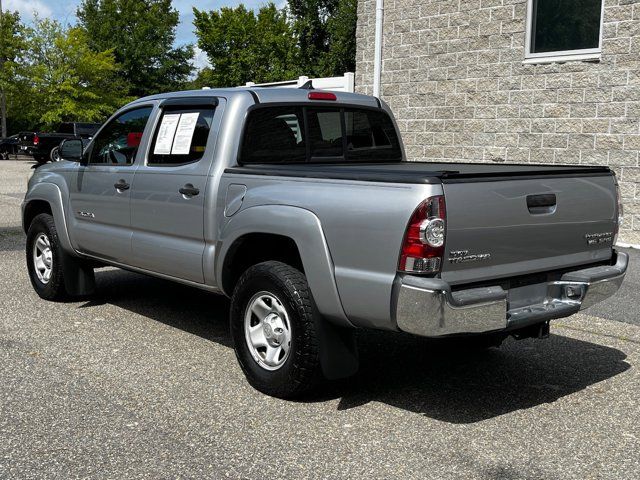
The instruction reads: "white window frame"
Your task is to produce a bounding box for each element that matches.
[524,0,605,64]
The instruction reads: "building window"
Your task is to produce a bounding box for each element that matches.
[525,0,604,62]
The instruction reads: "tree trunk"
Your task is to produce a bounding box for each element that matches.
[0,0,6,138]
[0,90,6,138]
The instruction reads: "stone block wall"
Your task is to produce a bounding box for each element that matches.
[356,0,640,243]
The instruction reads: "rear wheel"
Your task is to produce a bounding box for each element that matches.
[50,146,61,162]
[230,261,322,398]
[26,214,68,300]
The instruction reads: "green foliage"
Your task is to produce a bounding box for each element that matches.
[322,0,357,76]
[0,9,29,135]
[193,0,357,87]
[193,3,299,88]
[77,0,193,97]
[25,17,130,129]
[287,0,357,77]
[0,0,359,135]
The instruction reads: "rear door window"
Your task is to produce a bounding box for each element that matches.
[148,107,215,166]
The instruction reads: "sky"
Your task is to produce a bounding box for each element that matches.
[4,0,270,69]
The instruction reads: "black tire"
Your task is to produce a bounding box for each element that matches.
[26,213,69,300]
[230,261,322,398]
[50,146,61,162]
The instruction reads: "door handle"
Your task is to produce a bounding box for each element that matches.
[114,180,130,191]
[179,184,200,197]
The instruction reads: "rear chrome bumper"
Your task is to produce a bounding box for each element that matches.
[394,251,628,338]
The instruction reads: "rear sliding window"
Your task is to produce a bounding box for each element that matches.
[148,107,215,166]
[240,105,402,164]
[76,123,101,136]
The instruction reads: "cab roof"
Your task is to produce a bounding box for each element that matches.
[129,87,380,109]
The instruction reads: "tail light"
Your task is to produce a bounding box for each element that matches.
[398,196,446,273]
[33,135,39,146]
[614,181,624,245]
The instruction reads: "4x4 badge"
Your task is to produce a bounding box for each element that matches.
[585,232,612,245]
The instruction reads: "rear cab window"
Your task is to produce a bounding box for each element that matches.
[76,123,101,137]
[148,107,216,166]
[239,107,306,164]
[240,104,402,164]
[58,123,74,135]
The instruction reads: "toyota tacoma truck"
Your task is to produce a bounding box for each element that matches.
[22,87,628,398]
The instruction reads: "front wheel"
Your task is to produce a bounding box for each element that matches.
[26,214,69,300]
[230,261,322,398]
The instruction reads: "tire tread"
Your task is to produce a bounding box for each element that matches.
[231,261,322,398]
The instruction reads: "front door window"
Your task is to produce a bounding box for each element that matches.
[87,107,153,165]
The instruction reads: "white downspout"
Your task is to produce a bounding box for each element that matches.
[373,0,384,98]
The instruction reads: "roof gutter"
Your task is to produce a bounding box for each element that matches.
[373,0,384,98]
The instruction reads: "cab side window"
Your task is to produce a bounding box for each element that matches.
[87,107,153,165]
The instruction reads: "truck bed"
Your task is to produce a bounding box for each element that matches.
[225,162,612,184]
[225,160,617,288]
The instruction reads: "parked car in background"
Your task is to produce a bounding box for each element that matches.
[16,132,36,156]
[25,122,101,164]
[21,88,628,398]
[0,134,20,159]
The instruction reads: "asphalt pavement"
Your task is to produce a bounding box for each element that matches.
[1,160,639,479]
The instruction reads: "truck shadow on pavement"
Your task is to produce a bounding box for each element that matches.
[85,268,631,424]
[333,330,630,423]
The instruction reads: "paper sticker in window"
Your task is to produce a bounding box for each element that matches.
[171,112,200,155]
[153,113,180,155]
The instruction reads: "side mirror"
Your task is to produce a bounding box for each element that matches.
[59,138,84,163]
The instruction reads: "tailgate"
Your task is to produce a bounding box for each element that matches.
[440,174,617,285]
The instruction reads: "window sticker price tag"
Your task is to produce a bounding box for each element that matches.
[171,112,200,155]
[153,114,180,155]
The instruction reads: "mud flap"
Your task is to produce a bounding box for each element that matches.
[62,252,96,297]
[315,318,359,380]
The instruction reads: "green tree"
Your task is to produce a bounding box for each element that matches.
[0,7,28,136]
[26,18,129,128]
[287,0,356,77]
[77,0,193,97]
[193,3,300,88]
[322,0,357,75]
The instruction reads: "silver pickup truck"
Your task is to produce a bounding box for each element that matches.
[22,87,628,398]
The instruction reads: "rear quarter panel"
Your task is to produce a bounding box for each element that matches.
[218,173,439,329]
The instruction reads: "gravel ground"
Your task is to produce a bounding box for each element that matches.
[0,160,639,479]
